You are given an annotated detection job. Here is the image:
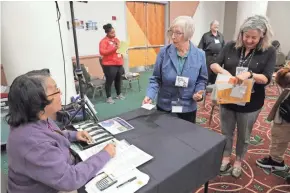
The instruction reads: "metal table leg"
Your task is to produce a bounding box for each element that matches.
[204,181,209,193]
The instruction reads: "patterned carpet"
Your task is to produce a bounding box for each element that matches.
[195,85,290,193]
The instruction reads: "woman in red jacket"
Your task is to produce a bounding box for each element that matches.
[99,23,125,104]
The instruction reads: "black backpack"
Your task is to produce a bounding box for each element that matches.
[279,94,290,123]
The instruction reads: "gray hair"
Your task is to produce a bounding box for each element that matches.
[235,15,273,51]
[210,20,219,27]
[169,16,195,41]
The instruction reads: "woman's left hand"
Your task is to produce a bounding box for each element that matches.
[76,131,93,143]
[235,72,251,84]
[193,90,204,101]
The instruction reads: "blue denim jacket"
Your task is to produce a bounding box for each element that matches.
[146,42,208,113]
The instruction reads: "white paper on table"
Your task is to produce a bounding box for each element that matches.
[97,145,153,178]
[85,168,150,193]
[78,139,130,161]
[141,103,156,110]
[230,85,247,99]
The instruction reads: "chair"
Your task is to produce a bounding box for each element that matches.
[275,52,286,72]
[73,62,105,99]
[286,50,290,60]
[122,72,141,93]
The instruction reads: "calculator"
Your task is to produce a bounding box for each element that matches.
[96,174,117,191]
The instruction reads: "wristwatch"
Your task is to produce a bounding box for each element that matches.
[248,70,253,79]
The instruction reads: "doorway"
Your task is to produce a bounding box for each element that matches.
[126,2,166,69]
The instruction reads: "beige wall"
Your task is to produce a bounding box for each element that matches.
[191,1,225,46]
[223,1,238,42]
[267,1,290,54]
[169,1,199,25]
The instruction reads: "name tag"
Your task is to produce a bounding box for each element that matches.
[117,54,122,58]
[172,100,183,113]
[214,39,220,44]
[172,106,183,113]
[175,76,189,88]
[236,67,248,76]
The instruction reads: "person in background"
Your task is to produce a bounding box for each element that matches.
[198,20,225,84]
[256,67,290,171]
[6,70,116,193]
[99,23,125,104]
[287,50,290,60]
[272,40,286,71]
[143,16,208,123]
[210,15,276,178]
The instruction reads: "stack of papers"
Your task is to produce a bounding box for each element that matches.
[99,144,153,178]
[214,74,254,105]
[78,139,128,161]
[85,168,149,193]
[79,138,153,193]
[78,139,153,177]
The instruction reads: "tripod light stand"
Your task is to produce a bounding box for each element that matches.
[66,1,99,125]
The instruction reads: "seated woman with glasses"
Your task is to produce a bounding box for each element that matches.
[6,69,116,193]
[142,16,208,123]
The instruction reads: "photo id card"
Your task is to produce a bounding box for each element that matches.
[236,67,248,76]
[175,76,189,88]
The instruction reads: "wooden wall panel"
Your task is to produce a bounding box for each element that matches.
[127,2,146,47]
[128,49,146,68]
[147,3,165,46]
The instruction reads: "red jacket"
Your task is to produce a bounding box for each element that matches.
[99,36,123,66]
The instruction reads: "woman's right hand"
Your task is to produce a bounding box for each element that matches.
[103,143,116,158]
[142,96,152,105]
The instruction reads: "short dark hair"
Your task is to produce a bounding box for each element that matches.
[272,40,280,50]
[103,23,113,33]
[6,70,52,127]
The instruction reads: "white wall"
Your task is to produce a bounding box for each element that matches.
[234,1,268,38]
[267,1,290,55]
[2,1,76,104]
[191,1,225,46]
[64,1,127,57]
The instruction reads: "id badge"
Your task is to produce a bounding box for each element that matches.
[117,54,122,58]
[175,76,189,88]
[214,39,220,44]
[236,67,248,76]
[172,100,183,113]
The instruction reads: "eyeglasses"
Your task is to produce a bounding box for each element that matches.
[47,87,61,97]
[167,30,184,37]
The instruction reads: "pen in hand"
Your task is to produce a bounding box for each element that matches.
[116,176,137,188]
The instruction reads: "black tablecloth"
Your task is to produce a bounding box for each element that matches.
[81,108,226,193]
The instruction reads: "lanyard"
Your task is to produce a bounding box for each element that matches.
[238,47,255,68]
[177,58,186,76]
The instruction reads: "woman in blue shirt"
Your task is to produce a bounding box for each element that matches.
[143,16,208,123]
